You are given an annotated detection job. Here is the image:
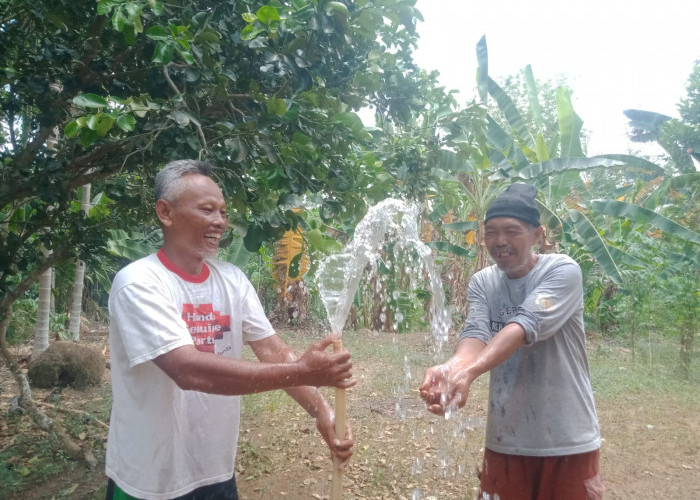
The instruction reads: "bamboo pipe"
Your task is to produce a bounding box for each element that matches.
[330,337,347,500]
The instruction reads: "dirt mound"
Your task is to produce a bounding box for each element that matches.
[27,341,105,389]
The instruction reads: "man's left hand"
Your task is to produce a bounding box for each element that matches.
[316,410,354,469]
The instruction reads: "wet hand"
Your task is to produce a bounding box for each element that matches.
[316,411,354,469]
[298,335,356,389]
[419,363,469,416]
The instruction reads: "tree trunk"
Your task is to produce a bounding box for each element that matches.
[68,184,91,341]
[34,261,52,355]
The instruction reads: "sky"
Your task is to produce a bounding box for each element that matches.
[412,0,700,156]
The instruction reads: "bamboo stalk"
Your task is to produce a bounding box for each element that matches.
[330,337,347,500]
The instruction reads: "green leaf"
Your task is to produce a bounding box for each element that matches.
[326,1,350,18]
[426,241,474,259]
[488,77,534,149]
[288,252,303,278]
[606,245,646,269]
[73,94,108,108]
[306,228,342,254]
[168,110,191,126]
[242,13,257,23]
[124,1,144,34]
[568,209,623,284]
[150,1,163,15]
[523,65,545,133]
[198,29,220,43]
[591,200,700,245]
[556,86,584,157]
[221,235,251,268]
[534,133,550,162]
[476,36,489,102]
[97,0,121,16]
[266,97,287,116]
[152,41,175,64]
[145,25,170,40]
[443,221,478,232]
[240,25,263,41]
[112,8,129,32]
[107,229,160,261]
[515,155,664,180]
[96,115,115,136]
[86,114,99,130]
[64,120,81,138]
[176,48,195,64]
[335,112,371,139]
[256,5,281,24]
[116,114,136,132]
[79,128,99,148]
[146,0,163,14]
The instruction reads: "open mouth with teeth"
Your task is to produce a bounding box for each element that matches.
[204,233,221,243]
[494,248,514,258]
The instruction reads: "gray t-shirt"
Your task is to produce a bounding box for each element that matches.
[460,253,600,457]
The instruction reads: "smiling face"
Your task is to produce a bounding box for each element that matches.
[156,173,227,274]
[484,217,544,278]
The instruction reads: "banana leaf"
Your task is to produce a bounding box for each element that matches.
[642,172,700,209]
[426,241,474,259]
[568,209,624,284]
[443,221,479,232]
[556,86,584,157]
[605,245,646,269]
[514,154,664,180]
[107,229,161,261]
[523,65,545,133]
[476,35,489,102]
[220,235,252,268]
[590,200,700,245]
[488,76,535,149]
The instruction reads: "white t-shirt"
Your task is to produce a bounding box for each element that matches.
[460,253,601,457]
[106,250,275,499]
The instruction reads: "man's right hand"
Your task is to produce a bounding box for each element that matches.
[419,360,472,416]
[297,335,356,389]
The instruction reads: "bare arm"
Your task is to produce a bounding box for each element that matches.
[420,323,526,415]
[153,335,355,395]
[247,334,356,417]
[249,335,355,469]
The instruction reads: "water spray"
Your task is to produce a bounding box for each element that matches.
[316,199,452,499]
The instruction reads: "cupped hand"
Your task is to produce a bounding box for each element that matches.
[419,362,469,416]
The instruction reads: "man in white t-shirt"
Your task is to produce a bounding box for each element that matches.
[420,183,604,500]
[105,159,355,500]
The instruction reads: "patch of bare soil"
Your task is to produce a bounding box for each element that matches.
[1,327,698,499]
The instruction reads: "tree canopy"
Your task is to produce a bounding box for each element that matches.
[1,0,435,307]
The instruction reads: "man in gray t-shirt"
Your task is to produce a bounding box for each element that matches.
[420,183,604,500]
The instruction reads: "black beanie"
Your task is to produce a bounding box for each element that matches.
[485,183,541,227]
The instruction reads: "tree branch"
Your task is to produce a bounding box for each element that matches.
[36,401,110,431]
[163,65,207,149]
[11,125,55,170]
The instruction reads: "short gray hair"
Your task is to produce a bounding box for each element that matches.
[154,159,213,202]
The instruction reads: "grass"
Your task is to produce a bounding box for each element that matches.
[0,431,74,498]
[589,332,700,400]
[1,327,697,499]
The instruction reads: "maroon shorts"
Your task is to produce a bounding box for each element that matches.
[478,447,604,500]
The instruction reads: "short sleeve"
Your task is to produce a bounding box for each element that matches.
[459,273,494,343]
[238,279,276,343]
[109,280,193,367]
[509,260,583,344]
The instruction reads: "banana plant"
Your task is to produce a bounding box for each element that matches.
[472,36,700,285]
